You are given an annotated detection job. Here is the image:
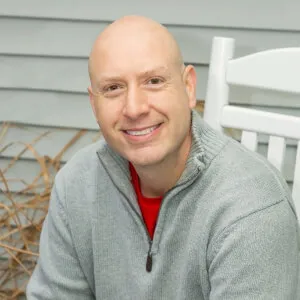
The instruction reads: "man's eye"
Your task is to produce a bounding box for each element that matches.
[102,84,124,97]
[148,78,163,85]
[106,84,120,91]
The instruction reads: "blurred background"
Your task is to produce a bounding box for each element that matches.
[1,0,300,298]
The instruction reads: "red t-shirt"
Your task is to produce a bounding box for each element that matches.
[129,163,163,239]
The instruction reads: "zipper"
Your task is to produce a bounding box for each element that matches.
[146,240,153,272]
[132,206,153,273]
[143,190,173,273]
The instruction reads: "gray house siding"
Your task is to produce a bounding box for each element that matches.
[0,1,299,296]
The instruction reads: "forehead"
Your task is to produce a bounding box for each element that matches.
[92,34,177,76]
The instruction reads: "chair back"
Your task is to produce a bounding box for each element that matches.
[203,37,300,217]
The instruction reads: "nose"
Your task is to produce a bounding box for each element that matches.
[122,84,150,120]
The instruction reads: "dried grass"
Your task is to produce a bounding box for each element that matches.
[0,123,87,299]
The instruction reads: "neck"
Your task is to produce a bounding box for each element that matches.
[133,132,192,198]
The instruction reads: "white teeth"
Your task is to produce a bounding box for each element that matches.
[126,125,158,136]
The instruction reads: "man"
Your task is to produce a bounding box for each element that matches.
[27,15,299,299]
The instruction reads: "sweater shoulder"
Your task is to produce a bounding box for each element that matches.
[221,138,291,199]
[201,136,297,236]
[54,138,107,189]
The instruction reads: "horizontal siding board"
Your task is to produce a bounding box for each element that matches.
[1,18,300,66]
[1,0,300,31]
[0,90,97,129]
[0,55,90,93]
[0,17,106,59]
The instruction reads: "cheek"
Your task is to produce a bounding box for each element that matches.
[158,92,191,115]
[95,102,122,127]
[97,113,116,135]
[149,90,179,110]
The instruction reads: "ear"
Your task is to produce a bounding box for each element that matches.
[87,86,97,117]
[183,65,197,109]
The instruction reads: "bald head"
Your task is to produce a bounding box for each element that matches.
[88,15,184,83]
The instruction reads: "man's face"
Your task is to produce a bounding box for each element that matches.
[89,34,196,167]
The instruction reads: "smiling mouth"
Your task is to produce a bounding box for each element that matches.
[124,124,161,136]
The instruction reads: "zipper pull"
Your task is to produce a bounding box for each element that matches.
[146,242,153,272]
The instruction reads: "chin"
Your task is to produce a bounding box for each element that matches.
[125,150,166,168]
[127,156,161,167]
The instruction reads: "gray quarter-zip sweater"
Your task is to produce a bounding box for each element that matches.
[27,110,299,300]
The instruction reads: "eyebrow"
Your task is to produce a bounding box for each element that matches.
[138,66,170,78]
[96,66,170,85]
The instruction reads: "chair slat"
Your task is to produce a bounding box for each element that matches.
[267,136,286,171]
[241,131,258,152]
[293,142,300,217]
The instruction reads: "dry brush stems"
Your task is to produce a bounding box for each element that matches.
[0,123,87,299]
